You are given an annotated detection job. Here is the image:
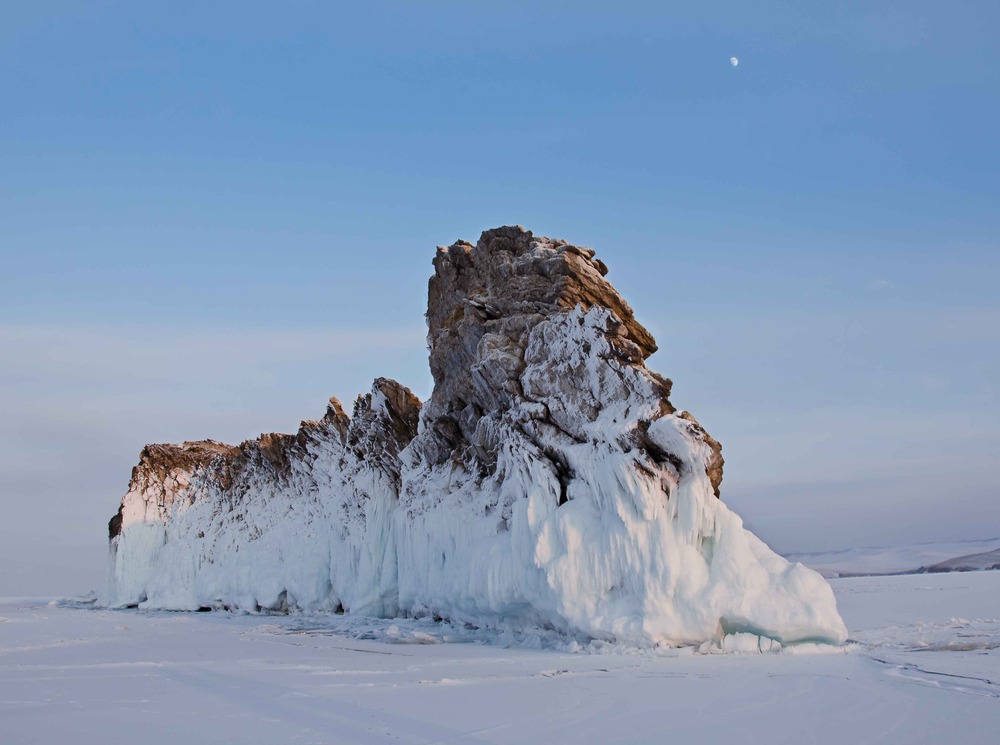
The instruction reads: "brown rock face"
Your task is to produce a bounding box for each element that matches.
[109,440,239,539]
[343,378,423,480]
[415,225,722,496]
[427,227,656,388]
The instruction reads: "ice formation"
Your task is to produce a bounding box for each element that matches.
[103,226,847,647]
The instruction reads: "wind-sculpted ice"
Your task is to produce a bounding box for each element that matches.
[103,226,847,647]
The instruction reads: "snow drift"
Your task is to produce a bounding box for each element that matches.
[103,226,847,647]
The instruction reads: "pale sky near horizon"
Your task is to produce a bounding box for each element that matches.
[2,1,998,595]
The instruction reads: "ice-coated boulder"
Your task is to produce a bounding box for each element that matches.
[103,226,847,647]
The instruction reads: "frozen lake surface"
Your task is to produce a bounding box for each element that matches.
[2,571,998,744]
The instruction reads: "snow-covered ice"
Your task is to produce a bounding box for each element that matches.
[3,570,998,744]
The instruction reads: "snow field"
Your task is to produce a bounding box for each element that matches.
[3,570,998,744]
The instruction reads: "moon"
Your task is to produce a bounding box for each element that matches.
[730,56,739,67]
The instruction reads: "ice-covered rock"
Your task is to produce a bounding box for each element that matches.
[104,378,420,615]
[103,226,847,647]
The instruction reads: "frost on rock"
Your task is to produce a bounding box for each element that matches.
[103,225,847,647]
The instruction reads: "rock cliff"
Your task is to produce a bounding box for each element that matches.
[103,226,846,647]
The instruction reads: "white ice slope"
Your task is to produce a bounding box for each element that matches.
[102,226,847,647]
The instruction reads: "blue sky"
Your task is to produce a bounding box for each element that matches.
[2,1,998,594]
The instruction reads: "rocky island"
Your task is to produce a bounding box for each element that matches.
[103,226,847,648]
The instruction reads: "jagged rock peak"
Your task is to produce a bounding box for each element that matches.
[417,226,723,495]
[344,377,422,478]
[428,226,656,385]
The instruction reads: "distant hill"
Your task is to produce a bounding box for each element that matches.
[785,537,1000,578]
[920,547,1000,574]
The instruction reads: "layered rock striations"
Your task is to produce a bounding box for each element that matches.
[103,226,847,647]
